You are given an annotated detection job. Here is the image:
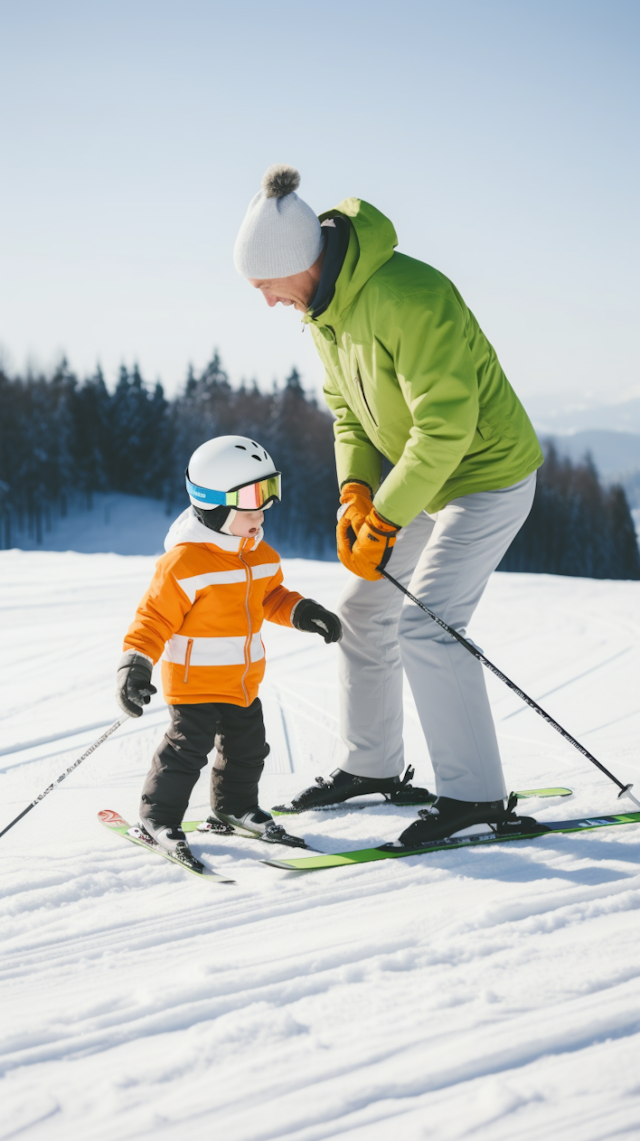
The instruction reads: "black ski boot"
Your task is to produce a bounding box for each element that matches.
[397,793,545,847]
[289,765,432,812]
[198,807,308,849]
[139,820,204,869]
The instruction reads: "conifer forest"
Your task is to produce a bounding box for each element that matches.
[0,353,638,577]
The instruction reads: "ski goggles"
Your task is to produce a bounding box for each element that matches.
[185,471,282,510]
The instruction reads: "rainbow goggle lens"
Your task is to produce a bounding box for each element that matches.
[186,471,282,510]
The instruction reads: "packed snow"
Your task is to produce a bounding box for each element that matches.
[1,551,640,1141]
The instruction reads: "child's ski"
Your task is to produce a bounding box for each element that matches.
[271,786,572,816]
[98,810,235,883]
[260,810,640,872]
[182,818,316,850]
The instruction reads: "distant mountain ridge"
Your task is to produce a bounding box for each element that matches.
[543,430,640,477]
[531,397,640,436]
[526,396,640,509]
[537,430,640,510]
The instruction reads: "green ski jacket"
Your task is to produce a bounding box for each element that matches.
[305,198,543,527]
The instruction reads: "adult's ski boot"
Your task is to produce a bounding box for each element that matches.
[199,807,307,848]
[289,765,432,812]
[138,820,204,870]
[397,793,545,847]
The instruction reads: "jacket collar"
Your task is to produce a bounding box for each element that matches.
[304,197,397,331]
[308,216,351,319]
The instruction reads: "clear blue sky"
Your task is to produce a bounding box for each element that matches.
[0,0,638,413]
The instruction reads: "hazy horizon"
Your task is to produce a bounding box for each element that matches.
[1,0,638,407]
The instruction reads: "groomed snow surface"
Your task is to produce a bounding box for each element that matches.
[2,552,640,1141]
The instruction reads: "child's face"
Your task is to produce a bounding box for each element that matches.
[229,509,264,538]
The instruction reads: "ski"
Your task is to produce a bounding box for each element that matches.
[98,810,235,883]
[271,786,572,816]
[260,810,640,871]
[182,818,316,851]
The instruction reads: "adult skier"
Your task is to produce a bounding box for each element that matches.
[116,435,341,859]
[233,165,544,845]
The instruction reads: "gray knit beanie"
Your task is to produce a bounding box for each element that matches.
[234,164,323,279]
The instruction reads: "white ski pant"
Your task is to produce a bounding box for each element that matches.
[337,474,536,801]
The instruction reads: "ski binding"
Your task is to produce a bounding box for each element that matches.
[99,810,235,883]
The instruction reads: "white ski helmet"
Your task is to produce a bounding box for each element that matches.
[186,435,281,512]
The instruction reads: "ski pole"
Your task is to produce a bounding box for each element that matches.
[381,569,640,809]
[0,716,127,839]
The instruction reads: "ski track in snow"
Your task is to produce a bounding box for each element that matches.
[1,551,640,1140]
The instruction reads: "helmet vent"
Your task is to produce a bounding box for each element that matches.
[235,445,247,450]
[252,454,261,461]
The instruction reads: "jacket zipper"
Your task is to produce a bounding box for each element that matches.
[183,638,194,683]
[238,544,252,706]
[356,368,378,426]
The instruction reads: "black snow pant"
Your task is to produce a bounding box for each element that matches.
[139,698,270,828]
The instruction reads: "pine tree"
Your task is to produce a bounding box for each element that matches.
[266,368,335,555]
[606,485,640,578]
[107,364,170,496]
[72,367,111,504]
[170,350,236,506]
[500,442,640,580]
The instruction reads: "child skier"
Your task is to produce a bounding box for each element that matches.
[116,434,342,861]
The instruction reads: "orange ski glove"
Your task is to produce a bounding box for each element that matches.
[336,481,372,568]
[338,506,400,581]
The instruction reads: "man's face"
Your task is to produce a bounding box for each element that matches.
[248,271,312,312]
[248,250,325,313]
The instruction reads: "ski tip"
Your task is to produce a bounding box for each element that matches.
[98,808,128,827]
[516,787,572,799]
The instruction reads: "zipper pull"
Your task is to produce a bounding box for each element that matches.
[183,639,194,684]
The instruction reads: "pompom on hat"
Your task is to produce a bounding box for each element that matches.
[234,164,323,279]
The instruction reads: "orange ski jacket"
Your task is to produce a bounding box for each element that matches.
[123,509,303,706]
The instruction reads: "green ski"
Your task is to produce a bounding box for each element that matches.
[260,810,640,872]
[272,786,572,816]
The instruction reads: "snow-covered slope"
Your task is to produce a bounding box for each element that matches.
[6,493,172,556]
[1,552,640,1141]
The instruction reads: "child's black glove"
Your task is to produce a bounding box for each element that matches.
[116,650,157,717]
[292,599,342,644]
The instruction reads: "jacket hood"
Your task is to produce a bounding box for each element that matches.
[307,198,397,327]
[164,507,263,553]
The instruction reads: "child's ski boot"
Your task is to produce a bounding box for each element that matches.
[139,820,204,870]
[199,807,308,848]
